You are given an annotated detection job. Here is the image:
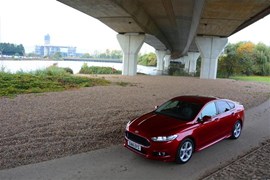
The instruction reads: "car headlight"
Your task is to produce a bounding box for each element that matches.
[151,135,178,142]
[126,121,131,129]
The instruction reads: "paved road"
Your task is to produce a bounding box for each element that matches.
[0,99,269,180]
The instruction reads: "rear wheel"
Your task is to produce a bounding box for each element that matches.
[176,138,194,164]
[231,120,242,139]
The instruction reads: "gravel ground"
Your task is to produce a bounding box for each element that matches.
[0,75,269,171]
[202,139,270,180]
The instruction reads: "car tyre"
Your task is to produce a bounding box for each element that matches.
[176,138,194,164]
[231,120,242,139]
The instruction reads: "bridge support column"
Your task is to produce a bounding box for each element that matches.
[155,50,166,75]
[117,33,145,76]
[183,56,190,72]
[164,54,171,75]
[195,36,228,79]
[188,52,200,75]
[164,54,171,70]
[179,57,185,64]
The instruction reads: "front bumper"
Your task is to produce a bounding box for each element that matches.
[124,136,179,162]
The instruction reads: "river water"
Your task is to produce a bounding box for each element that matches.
[0,60,157,75]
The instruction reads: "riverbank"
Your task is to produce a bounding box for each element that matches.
[0,75,269,170]
[0,67,110,97]
[0,59,157,75]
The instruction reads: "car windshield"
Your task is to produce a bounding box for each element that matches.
[155,100,202,121]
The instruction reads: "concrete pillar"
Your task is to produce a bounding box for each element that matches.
[156,50,166,71]
[164,54,171,70]
[117,33,145,76]
[163,54,171,75]
[183,56,190,72]
[179,57,185,64]
[188,52,200,75]
[195,36,228,79]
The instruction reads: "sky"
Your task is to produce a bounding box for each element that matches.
[0,0,269,54]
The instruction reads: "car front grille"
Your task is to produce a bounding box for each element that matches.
[125,131,150,147]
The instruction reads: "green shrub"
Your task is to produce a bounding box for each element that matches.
[79,63,121,74]
[168,63,191,77]
[63,67,73,74]
[0,69,110,97]
[33,66,68,77]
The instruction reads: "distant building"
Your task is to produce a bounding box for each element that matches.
[44,34,50,45]
[35,34,76,57]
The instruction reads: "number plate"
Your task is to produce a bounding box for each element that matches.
[127,140,141,151]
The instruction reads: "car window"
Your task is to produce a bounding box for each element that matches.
[227,101,235,109]
[160,100,179,110]
[216,100,231,114]
[155,100,202,121]
[200,102,217,118]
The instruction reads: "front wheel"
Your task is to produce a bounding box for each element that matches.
[176,138,194,164]
[231,120,242,139]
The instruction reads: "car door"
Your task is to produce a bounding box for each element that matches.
[195,102,220,149]
[215,100,235,138]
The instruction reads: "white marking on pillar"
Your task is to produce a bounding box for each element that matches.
[117,33,145,76]
[195,36,228,79]
[188,52,200,75]
[155,50,166,72]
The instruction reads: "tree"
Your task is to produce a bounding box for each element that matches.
[110,50,122,59]
[26,52,39,57]
[81,53,91,58]
[138,53,157,66]
[0,43,25,56]
[236,42,255,76]
[17,44,25,56]
[95,49,122,59]
[218,42,270,77]
[51,52,62,60]
[253,43,270,76]
[218,44,241,78]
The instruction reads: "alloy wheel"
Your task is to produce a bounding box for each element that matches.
[179,140,193,163]
[233,121,241,138]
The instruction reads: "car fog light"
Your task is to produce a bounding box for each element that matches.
[159,152,166,156]
[153,152,167,156]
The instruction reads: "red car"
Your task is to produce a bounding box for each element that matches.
[124,95,244,164]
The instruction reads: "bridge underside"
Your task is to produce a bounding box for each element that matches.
[57,0,269,78]
[57,0,269,58]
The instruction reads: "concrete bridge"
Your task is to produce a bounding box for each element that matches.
[57,0,270,79]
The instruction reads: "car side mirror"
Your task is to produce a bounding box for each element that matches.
[155,106,159,109]
[200,116,212,123]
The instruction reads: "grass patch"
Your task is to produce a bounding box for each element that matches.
[230,76,270,84]
[115,81,130,87]
[0,66,110,97]
[79,63,121,74]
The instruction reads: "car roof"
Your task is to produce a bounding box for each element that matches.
[172,95,219,105]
